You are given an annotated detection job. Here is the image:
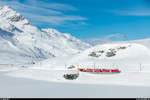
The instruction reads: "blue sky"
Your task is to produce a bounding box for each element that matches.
[0,0,150,42]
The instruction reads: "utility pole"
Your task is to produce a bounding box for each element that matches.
[123,33,127,41]
[139,63,142,72]
[40,61,41,67]
[93,62,95,72]
[65,63,66,70]
[53,46,55,56]
[77,64,79,69]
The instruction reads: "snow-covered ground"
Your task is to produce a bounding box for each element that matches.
[2,42,148,97]
[1,5,150,98]
[1,73,150,98]
[0,67,150,98]
[3,67,150,87]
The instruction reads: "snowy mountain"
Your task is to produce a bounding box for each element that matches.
[0,5,150,67]
[0,5,91,64]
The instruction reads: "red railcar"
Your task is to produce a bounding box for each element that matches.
[111,69,119,73]
[102,69,111,72]
[78,68,120,73]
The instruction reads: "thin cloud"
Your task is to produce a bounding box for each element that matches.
[0,0,87,26]
[83,33,122,46]
[109,6,150,16]
[0,1,63,15]
[25,0,78,11]
[22,12,87,26]
[113,10,150,16]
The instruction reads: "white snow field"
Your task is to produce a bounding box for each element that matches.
[1,67,150,98]
[0,5,150,98]
[1,72,150,98]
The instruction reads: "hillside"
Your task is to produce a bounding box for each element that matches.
[67,43,150,68]
[0,5,90,64]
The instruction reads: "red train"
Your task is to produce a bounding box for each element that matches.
[78,68,120,73]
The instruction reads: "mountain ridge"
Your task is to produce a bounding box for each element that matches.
[0,5,91,64]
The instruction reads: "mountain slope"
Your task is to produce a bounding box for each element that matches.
[0,5,91,64]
